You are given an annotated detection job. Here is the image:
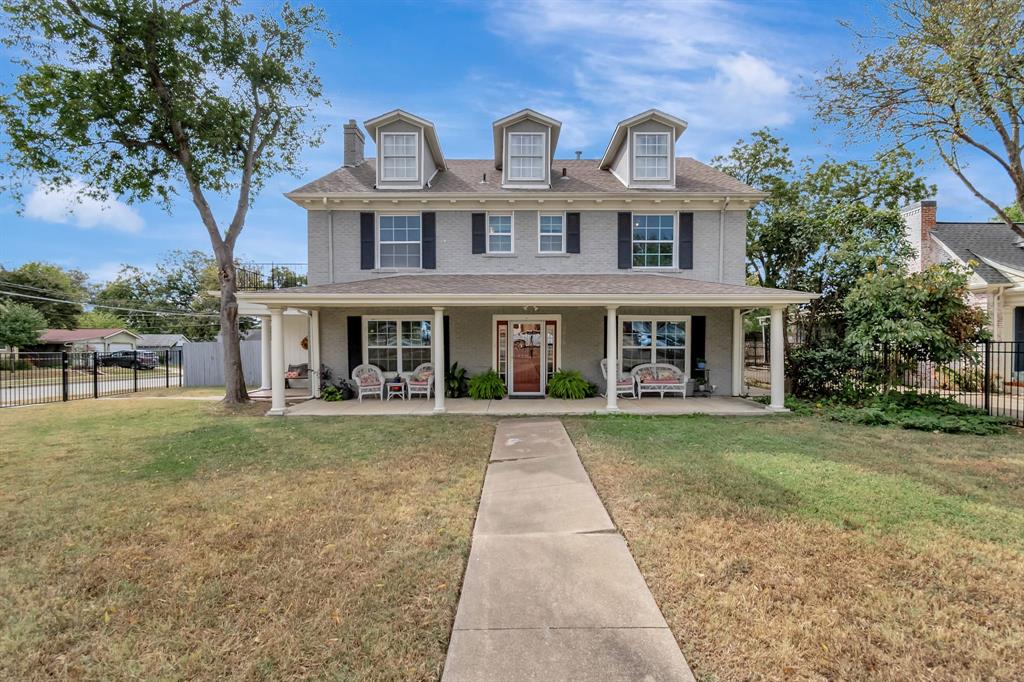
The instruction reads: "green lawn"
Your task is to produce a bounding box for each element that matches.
[565,415,1024,681]
[0,399,493,680]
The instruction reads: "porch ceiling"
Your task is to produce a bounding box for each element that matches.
[236,273,815,308]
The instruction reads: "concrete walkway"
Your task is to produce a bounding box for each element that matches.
[442,418,695,681]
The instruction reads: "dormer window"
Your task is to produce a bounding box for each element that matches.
[381,132,418,180]
[633,132,669,180]
[508,133,544,180]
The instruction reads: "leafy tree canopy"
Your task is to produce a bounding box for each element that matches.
[0,301,47,348]
[0,261,89,328]
[816,0,1024,233]
[77,309,128,329]
[712,128,933,342]
[844,263,989,361]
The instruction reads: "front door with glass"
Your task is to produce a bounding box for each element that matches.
[510,321,543,394]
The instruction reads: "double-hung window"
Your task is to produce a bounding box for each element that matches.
[508,132,544,180]
[381,132,418,180]
[538,214,564,253]
[379,215,421,268]
[366,318,432,374]
[633,132,669,180]
[620,317,688,374]
[488,214,513,253]
[632,214,674,268]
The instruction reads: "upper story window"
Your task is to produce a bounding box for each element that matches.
[379,215,421,268]
[488,214,513,253]
[381,132,418,180]
[633,132,670,180]
[508,132,545,180]
[538,214,564,253]
[632,214,674,268]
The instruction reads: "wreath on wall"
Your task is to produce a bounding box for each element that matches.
[300,336,309,350]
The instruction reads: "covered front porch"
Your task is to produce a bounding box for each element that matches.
[236,274,813,417]
[285,394,772,417]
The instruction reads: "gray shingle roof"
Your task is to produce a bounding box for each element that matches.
[931,222,1024,284]
[268,273,808,298]
[288,158,759,196]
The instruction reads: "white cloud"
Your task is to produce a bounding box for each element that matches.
[24,180,144,233]
[483,0,798,155]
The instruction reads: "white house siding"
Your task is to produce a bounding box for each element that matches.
[306,209,748,285]
[316,306,735,391]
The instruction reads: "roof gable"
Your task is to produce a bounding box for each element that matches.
[930,222,1024,284]
[362,109,446,170]
[599,109,688,169]
[492,108,562,170]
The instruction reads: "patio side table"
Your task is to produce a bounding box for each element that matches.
[386,379,407,401]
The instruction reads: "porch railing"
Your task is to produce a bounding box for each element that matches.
[235,262,307,291]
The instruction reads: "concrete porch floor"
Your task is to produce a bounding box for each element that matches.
[283,394,773,417]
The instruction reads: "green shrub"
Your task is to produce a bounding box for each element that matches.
[445,362,469,398]
[786,345,873,401]
[468,370,506,400]
[320,385,343,402]
[0,358,34,371]
[826,391,1008,435]
[546,370,591,399]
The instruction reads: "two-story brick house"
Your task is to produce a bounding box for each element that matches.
[238,108,813,414]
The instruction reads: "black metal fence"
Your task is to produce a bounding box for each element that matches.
[810,341,1024,427]
[0,350,183,408]
[235,262,307,291]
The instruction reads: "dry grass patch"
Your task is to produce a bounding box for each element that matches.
[566,415,1024,681]
[0,400,493,680]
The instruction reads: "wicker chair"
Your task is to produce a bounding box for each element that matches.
[351,364,384,402]
[631,362,688,399]
[600,358,636,399]
[400,362,434,399]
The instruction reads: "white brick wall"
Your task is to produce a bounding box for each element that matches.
[306,208,748,285]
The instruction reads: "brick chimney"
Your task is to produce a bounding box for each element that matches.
[900,200,937,273]
[343,119,365,167]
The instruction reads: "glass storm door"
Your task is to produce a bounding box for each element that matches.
[510,321,543,395]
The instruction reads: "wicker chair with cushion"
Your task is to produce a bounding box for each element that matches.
[631,362,688,399]
[600,358,636,399]
[400,362,434,399]
[351,364,385,402]
[284,363,310,389]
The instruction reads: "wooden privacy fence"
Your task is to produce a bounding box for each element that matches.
[183,340,261,387]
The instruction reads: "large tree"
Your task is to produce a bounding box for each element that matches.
[0,301,47,349]
[712,129,933,343]
[816,0,1024,234]
[0,262,89,328]
[0,0,331,402]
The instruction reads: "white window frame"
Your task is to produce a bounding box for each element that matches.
[619,316,691,375]
[631,213,676,269]
[363,316,432,377]
[632,131,670,181]
[486,213,515,254]
[380,131,419,181]
[537,213,566,254]
[491,314,562,396]
[507,132,546,181]
[377,213,423,270]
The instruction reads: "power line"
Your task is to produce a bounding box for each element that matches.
[0,280,224,317]
[0,289,223,318]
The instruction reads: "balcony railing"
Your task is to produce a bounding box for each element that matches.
[235,262,308,291]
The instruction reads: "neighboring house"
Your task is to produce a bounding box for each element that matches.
[28,328,142,353]
[136,333,190,353]
[237,108,814,414]
[902,200,1024,343]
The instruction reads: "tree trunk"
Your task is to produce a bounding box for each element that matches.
[216,252,248,404]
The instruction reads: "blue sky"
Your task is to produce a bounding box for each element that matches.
[0,0,1015,283]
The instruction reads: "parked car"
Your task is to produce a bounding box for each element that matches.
[99,350,158,370]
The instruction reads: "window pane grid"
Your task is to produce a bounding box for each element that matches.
[488,215,513,253]
[380,215,422,268]
[631,215,673,268]
[508,133,544,180]
[381,133,417,179]
[539,215,564,253]
[367,319,431,374]
[620,319,686,373]
[634,132,669,180]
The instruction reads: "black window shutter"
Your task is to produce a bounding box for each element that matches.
[346,316,363,377]
[471,213,486,254]
[617,212,632,269]
[443,315,451,371]
[690,316,706,374]
[1014,307,1024,371]
[422,212,436,269]
[359,212,375,270]
[566,212,581,254]
[603,316,607,357]
[678,212,694,270]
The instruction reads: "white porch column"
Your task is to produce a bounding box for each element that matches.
[309,310,321,398]
[259,315,271,391]
[769,305,786,411]
[268,307,286,416]
[433,307,445,413]
[606,305,619,412]
[731,308,744,396]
